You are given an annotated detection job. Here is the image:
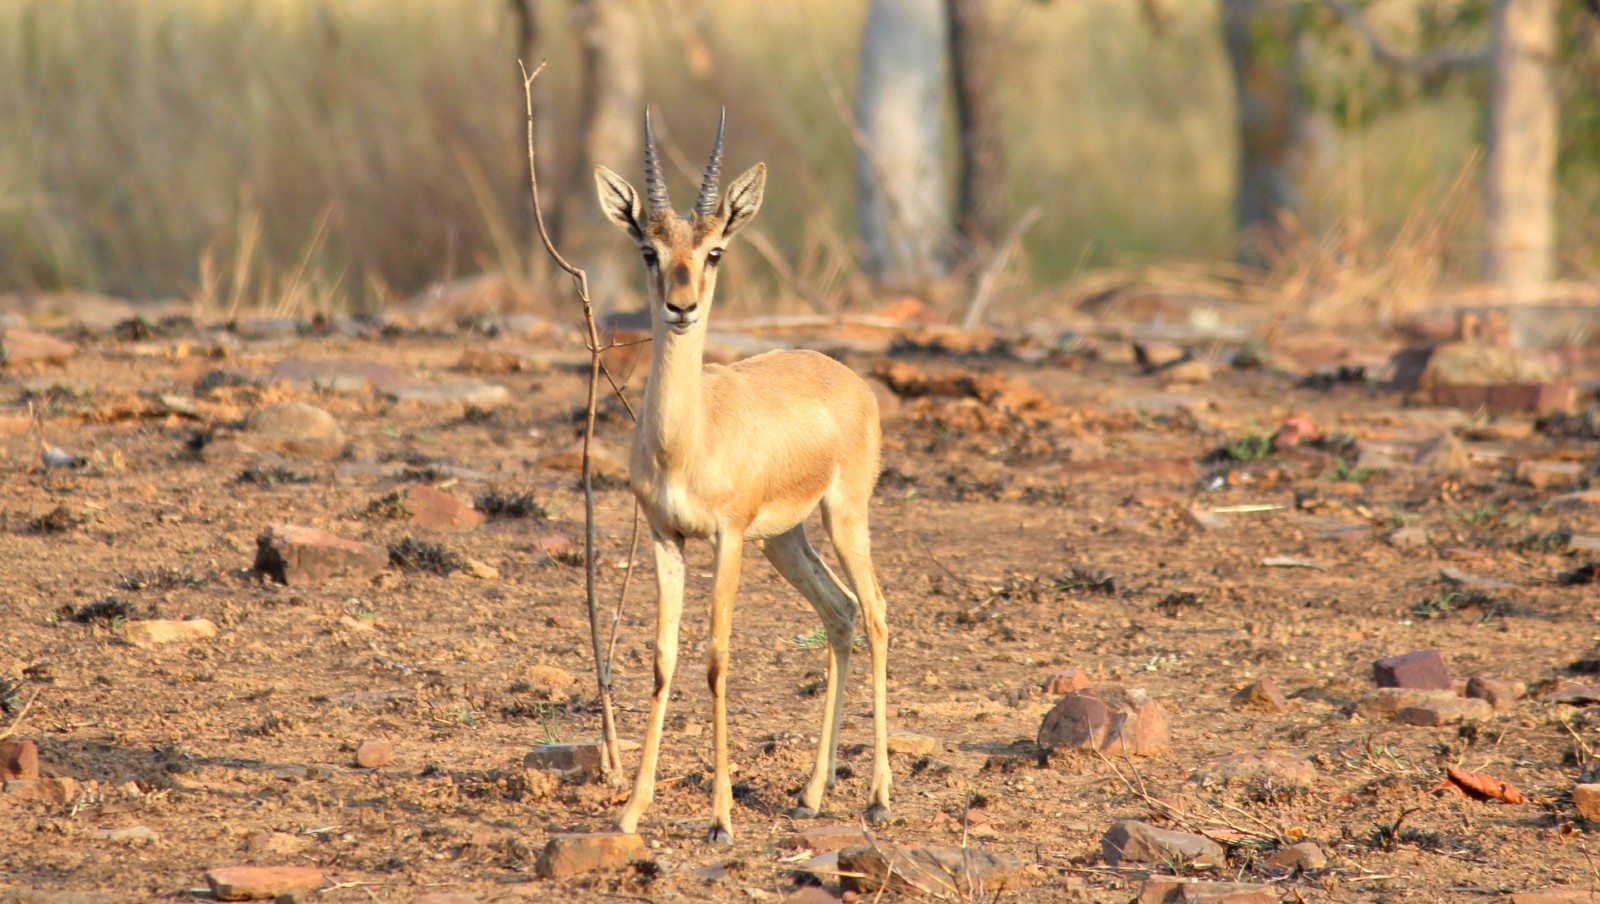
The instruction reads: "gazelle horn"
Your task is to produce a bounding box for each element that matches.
[644,107,671,211]
[694,108,726,217]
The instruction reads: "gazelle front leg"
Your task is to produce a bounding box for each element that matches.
[705,528,745,844]
[615,528,686,834]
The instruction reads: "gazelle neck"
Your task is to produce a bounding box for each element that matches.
[642,319,706,462]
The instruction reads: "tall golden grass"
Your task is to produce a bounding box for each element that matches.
[0,0,1590,319]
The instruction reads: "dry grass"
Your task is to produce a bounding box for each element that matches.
[0,0,1594,319]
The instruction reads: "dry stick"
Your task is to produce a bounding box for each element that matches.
[520,59,626,777]
[961,205,1042,331]
[0,689,41,741]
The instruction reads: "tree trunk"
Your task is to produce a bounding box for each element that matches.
[856,0,950,287]
[946,0,1006,271]
[559,0,642,311]
[1484,0,1556,298]
[1221,0,1305,266]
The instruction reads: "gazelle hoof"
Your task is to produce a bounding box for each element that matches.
[790,804,819,820]
[865,803,890,825]
[705,825,734,845]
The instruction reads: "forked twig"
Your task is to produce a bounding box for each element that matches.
[0,689,42,741]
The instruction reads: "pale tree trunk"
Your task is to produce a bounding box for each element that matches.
[509,0,552,281]
[1484,0,1556,298]
[946,0,1006,272]
[856,0,950,286]
[559,0,642,311]
[1221,0,1305,266]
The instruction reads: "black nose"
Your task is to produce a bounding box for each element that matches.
[666,301,698,316]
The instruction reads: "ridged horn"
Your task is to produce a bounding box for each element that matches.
[643,107,671,211]
[694,107,726,217]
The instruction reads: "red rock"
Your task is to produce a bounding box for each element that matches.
[1574,784,1600,821]
[1373,649,1450,690]
[1230,678,1288,713]
[534,832,644,878]
[254,524,388,585]
[1039,688,1169,756]
[838,842,1019,897]
[1433,381,1573,415]
[1042,669,1092,695]
[1517,460,1585,490]
[0,740,40,780]
[1396,698,1492,726]
[1103,820,1224,869]
[395,484,485,531]
[531,534,580,559]
[205,865,324,901]
[121,618,218,647]
[3,776,79,803]
[1466,676,1524,711]
[0,328,77,365]
[354,739,392,769]
[782,824,871,852]
[1272,416,1318,448]
[1265,841,1328,871]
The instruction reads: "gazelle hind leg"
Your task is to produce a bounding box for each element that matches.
[705,530,745,844]
[760,525,859,817]
[820,498,891,824]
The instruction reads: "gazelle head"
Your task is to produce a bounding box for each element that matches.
[595,109,766,335]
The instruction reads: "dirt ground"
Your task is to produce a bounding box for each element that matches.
[1,310,1598,903]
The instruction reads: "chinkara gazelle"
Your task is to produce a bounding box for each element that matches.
[592,109,891,843]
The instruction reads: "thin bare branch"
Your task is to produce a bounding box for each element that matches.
[1321,0,1488,79]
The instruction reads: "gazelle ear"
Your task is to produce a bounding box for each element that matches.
[718,163,765,239]
[594,165,644,240]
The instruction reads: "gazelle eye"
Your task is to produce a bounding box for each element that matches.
[641,247,658,266]
[706,248,724,265]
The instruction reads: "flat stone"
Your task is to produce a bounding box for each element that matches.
[120,618,217,648]
[0,328,76,365]
[1466,676,1524,711]
[1373,649,1451,690]
[1357,688,1459,719]
[1396,697,1492,726]
[2,777,79,804]
[1189,751,1317,789]
[781,824,871,852]
[1160,359,1213,384]
[1039,687,1169,756]
[1518,460,1585,490]
[886,730,941,756]
[1574,784,1600,821]
[0,740,40,780]
[248,402,344,456]
[534,831,644,879]
[1230,678,1287,713]
[386,381,509,408]
[1414,432,1469,472]
[205,865,324,901]
[523,742,605,778]
[1182,508,1229,531]
[270,358,401,393]
[393,484,485,532]
[254,524,388,585]
[1434,381,1574,415]
[354,739,392,769]
[1513,891,1600,904]
[838,842,1020,898]
[1541,684,1600,705]
[1386,526,1430,548]
[1136,877,1280,904]
[1042,669,1092,695]
[1265,841,1327,871]
[1102,820,1224,869]
[92,825,159,845]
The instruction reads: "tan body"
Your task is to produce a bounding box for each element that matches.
[595,112,892,843]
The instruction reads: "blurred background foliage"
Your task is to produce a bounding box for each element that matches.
[0,0,1592,321]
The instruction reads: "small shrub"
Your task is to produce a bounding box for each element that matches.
[388,537,463,575]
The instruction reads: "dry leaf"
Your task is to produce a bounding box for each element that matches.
[1440,765,1527,804]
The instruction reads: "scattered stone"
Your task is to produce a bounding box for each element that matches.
[522,664,578,697]
[1386,525,1430,548]
[205,865,324,901]
[1230,678,1287,713]
[781,824,871,852]
[2,777,79,804]
[120,618,218,648]
[1136,877,1280,904]
[458,347,537,374]
[1101,820,1225,870]
[354,739,392,769]
[1517,460,1585,490]
[254,524,388,585]
[1373,649,1451,690]
[1042,669,1092,695]
[1265,841,1328,871]
[534,832,645,879]
[838,842,1020,898]
[0,328,77,365]
[1039,687,1170,756]
[1466,676,1524,711]
[530,534,579,559]
[1433,381,1574,415]
[1439,566,1518,590]
[392,484,486,532]
[1395,697,1492,726]
[270,358,400,394]
[461,557,500,580]
[1160,359,1213,384]
[1511,890,1600,904]
[1414,432,1470,473]
[1574,784,1600,822]
[92,825,159,845]
[1539,684,1600,705]
[886,730,941,756]
[1189,751,1317,789]
[1181,508,1229,532]
[386,381,509,408]
[781,887,842,904]
[524,742,605,778]
[0,740,40,780]
[1358,688,1460,720]
[1133,341,1188,370]
[248,402,344,456]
